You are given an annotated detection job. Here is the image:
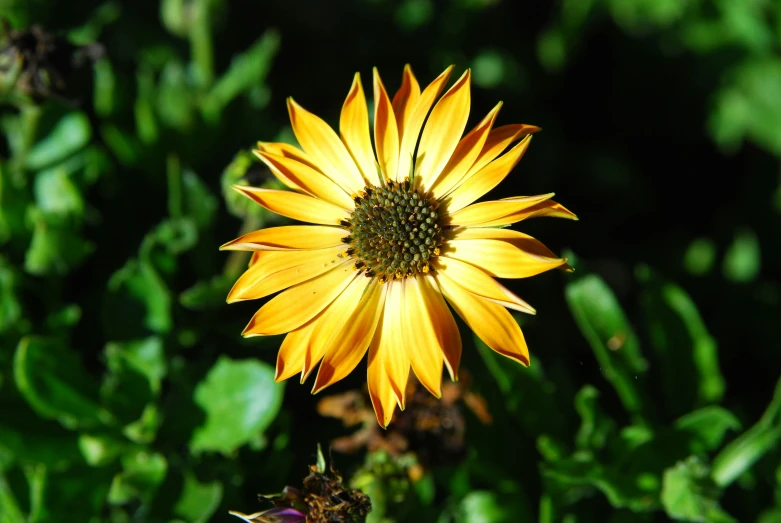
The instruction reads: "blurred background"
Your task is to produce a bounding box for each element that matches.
[1,0,780,521]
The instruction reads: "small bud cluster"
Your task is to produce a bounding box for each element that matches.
[340,179,443,282]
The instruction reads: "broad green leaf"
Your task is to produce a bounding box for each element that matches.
[106,258,172,336]
[0,414,82,470]
[102,339,161,425]
[201,30,280,122]
[25,113,92,171]
[78,433,124,467]
[172,472,223,523]
[454,491,513,523]
[13,337,109,429]
[723,229,760,283]
[24,210,93,276]
[675,407,741,453]
[661,457,735,522]
[108,449,167,505]
[566,274,646,414]
[34,165,84,220]
[190,357,284,454]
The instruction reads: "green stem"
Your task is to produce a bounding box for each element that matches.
[189,0,214,88]
[166,153,183,219]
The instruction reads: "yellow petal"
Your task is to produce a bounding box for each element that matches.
[255,150,354,210]
[464,123,539,180]
[425,276,462,381]
[436,273,530,366]
[446,193,554,226]
[445,228,568,278]
[391,64,421,142]
[229,247,347,302]
[477,198,578,226]
[220,225,347,251]
[444,135,532,213]
[427,102,502,197]
[312,280,386,394]
[434,257,535,314]
[300,275,370,382]
[367,280,410,416]
[242,260,356,336]
[287,98,365,193]
[396,65,453,183]
[232,186,349,225]
[275,320,317,381]
[414,69,471,189]
[373,68,400,183]
[403,277,444,398]
[340,73,376,182]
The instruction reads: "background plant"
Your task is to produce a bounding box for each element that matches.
[1,0,780,522]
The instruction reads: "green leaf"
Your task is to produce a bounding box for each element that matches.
[25,113,92,171]
[661,457,735,522]
[221,150,268,219]
[108,449,168,505]
[0,471,26,523]
[712,376,781,487]
[0,257,23,334]
[683,237,716,276]
[201,30,280,122]
[722,228,761,283]
[102,338,165,425]
[156,60,195,131]
[675,407,741,453]
[454,491,512,523]
[190,356,284,454]
[13,337,109,429]
[33,165,84,220]
[574,386,615,451]
[78,433,124,467]
[172,471,223,523]
[24,210,93,276]
[565,274,646,414]
[179,274,234,310]
[182,169,218,230]
[106,258,172,336]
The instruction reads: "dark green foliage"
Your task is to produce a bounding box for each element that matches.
[1,0,780,522]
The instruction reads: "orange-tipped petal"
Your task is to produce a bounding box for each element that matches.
[391,64,421,142]
[446,228,568,279]
[340,73,376,182]
[446,193,554,226]
[254,150,355,210]
[427,102,502,197]
[437,273,530,367]
[287,98,365,194]
[434,257,536,314]
[372,68,400,183]
[312,280,386,394]
[403,277,444,398]
[221,225,348,252]
[444,135,532,213]
[242,260,356,336]
[414,69,471,190]
[232,186,349,225]
[275,320,317,382]
[396,65,453,183]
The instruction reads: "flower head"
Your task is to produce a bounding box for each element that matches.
[222,65,576,427]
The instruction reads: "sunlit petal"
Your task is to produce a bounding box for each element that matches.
[373,68,400,183]
[340,73,377,182]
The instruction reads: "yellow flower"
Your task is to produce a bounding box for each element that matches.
[222,65,576,427]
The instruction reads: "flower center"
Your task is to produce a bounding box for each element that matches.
[340,179,443,282]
